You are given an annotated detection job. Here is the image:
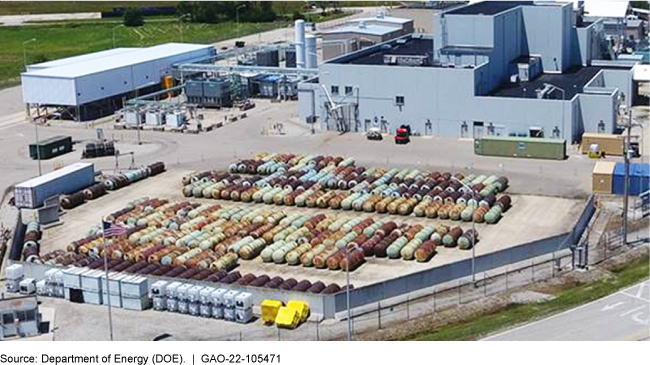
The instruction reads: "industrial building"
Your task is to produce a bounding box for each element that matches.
[321,14,414,61]
[300,1,638,142]
[21,43,215,121]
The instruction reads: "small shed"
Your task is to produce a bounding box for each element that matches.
[592,161,616,194]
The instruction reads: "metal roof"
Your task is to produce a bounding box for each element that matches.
[480,136,565,144]
[350,15,412,24]
[584,1,630,18]
[26,48,139,71]
[15,162,93,189]
[23,43,213,79]
[324,23,402,36]
[448,1,534,16]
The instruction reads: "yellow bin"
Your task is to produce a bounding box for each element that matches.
[287,300,310,323]
[275,307,300,329]
[261,300,283,324]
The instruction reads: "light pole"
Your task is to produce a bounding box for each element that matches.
[236,4,247,39]
[112,25,123,48]
[452,176,476,285]
[22,38,36,71]
[345,243,363,341]
[178,14,191,43]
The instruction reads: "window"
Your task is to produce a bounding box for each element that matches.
[2,313,13,324]
[331,85,339,95]
[395,95,405,106]
[24,310,36,322]
[345,86,353,96]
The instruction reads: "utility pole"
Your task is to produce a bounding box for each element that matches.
[623,109,632,245]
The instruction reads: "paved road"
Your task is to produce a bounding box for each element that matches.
[484,280,650,341]
[0,12,101,26]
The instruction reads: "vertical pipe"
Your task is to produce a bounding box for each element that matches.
[295,20,306,69]
[102,221,114,341]
[305,35,317,69]
[623,109,631,245]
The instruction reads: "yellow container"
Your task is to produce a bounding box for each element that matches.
[275,307,299,329]
[287,300,310,323]
[261,300,283,324]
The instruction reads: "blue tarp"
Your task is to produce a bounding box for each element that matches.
[613,162,650,195]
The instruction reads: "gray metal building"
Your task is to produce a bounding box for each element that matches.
[300,1,637,142]
[21,43,215,121]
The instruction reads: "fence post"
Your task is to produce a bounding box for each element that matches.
[484,273,487,296]
[432,288,436,313]
[239,331,243,341]
[458,280,462,305]
[277,328,281,341]
[505,266,509,291]
[531,259,535,282]
[406,296,410,321]
[378,302,382,330]
[316,320,320,341]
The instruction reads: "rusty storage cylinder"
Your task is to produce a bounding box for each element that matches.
[293,280,312,292]
[61,191,86,210]
[340,249,365,271]
[479,194,496,208]
[150,265,173,277]
[237,273,257,286]
[191,269,215,281]
[474,205,490,223]
[163,266,187,278]
[321,283,341,294]
[442,227,463,247]
[307,281,326,293]
[496,195,512,212]
[82,183,107,200]
[326,249,345,270]
[147,162,166,176]
[178,268,201,279]
[124,261,148,273]
[313,246,338,268]
[112,260,134,272]
[265,276,285,289]
[205,270,227,282]
[219,271,242,284]
[415,239,438,262]
[279,278,298,290]
[249,275,271,287]
[458,229,479,250]
[136,264,161,275]
[361,235,381,256]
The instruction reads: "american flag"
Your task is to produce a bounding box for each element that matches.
[103,221,128,238]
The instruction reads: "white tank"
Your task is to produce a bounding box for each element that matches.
[295,19,306,69]
[305,35,317,69]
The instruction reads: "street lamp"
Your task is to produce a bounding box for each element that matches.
[452,176,477,285]
[112,25,124,48]
[345,243,363,341]
[178,13,191,43]
[236,4,247,39]
[22,38,37,71]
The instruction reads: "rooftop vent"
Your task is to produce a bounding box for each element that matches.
[383,54,430,67]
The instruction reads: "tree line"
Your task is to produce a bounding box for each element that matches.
[175,1,277,23]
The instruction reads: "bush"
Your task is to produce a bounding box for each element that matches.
[123,8,144,27]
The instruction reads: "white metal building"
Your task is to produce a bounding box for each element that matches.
[21,43,215,121]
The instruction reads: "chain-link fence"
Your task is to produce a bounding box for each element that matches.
[201,252,574,341]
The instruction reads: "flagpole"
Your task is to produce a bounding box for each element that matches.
[102,219,115,341]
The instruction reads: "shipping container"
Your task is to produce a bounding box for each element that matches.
[14,163,95,208]
[29,135,72,160]
[581,133,624,156]
[612,163,650,196]
[592,161,616,194]
[474,137,566,160]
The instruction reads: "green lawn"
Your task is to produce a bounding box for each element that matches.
[0,1,382,16]
[407,255,649,341]
[0,20,289,88]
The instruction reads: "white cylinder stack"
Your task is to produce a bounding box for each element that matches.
[295,19,306,69]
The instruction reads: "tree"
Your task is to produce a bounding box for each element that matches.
[123,8,144,27]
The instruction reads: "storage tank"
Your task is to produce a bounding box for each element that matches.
[295,20,306,69]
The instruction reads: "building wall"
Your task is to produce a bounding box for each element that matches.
[520,4,572,73]
[21,75,76,106]
[578,91,618,134]
[388,8,436,33]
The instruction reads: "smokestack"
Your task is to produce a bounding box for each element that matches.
[295,19,306,69]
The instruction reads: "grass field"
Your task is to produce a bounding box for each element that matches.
[0,1,381,16]
[0,20,290,88]
[406,254,649,341]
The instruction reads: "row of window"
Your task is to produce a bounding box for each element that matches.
[330,85,404,106]
[2,309,37,324]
